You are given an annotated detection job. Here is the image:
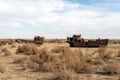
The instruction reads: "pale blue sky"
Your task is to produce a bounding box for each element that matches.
[0,0,120,39]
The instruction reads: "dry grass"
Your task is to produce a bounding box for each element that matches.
[53,70,79,80]
[23,59,39,70]
[0,62,7,73]
[27,48,61,72]
[97,48,107,58]
[117,49,120,57]
[0,39,13,45]
[2,48,8,52]
[13,57,27,64]
[103,63,120,75]
[0,51,2,54]
[51,47,65,53]
[62,48,82,69]
[16,44,39,55]
[62,48,95,73]
[21,47,96,74]
[74,63,95,73]
[109,39,120,44]
[97,48,115,59]
[0,50,2,54]
[10,44,16,48]
[0,39,120,80]
[46,39,65,43]
[2,48,11,56]
[90,59,105,65]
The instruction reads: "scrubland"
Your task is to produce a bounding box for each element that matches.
[0,39,120,80]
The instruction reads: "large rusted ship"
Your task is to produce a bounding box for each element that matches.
[67,34,109,47]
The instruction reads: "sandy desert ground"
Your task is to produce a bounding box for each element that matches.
[0,39,120,80]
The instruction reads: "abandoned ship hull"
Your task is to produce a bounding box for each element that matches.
[67,34,109,47]
[69,42,100,47]
[69,39,109,47]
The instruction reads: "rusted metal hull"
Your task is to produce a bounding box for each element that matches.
[67,34,109,47]
[34,36,44,44]
[15,36,45,45]
[69,39,109,47]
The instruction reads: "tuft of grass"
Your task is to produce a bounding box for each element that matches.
[103,63,120,75]
[97,48,107,59]
[23,47,60,72]
[117,49,120,57]
[16,44,39,55]
[2,48,8,52]
[30,48,52,65]
[62,48,82,69]
[0,39,13,45]
[53,70,79,80]
[32,49,59,71]
[62,48,95,73]
[2,48,11,56]
[0,62,7,73]
[10,44,16,48]
[74,63,95,74]
[97,48,115,59]
[13,57,27,64]
[51,47,65,53]
[105,50,116,59]
[90,59,105,65]
[0,50,2,54]
[23,59,39,70]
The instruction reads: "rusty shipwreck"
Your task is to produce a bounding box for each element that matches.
[67,34,109,47]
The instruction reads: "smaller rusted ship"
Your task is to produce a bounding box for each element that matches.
[67,34,109,47]
[34,36,45,44]
[15,36,45,45]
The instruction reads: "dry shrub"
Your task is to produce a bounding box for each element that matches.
[90,59,105,65]
[97,48,115,59]
[0,62,7,73]
[2,48,11,56]
[23,59,39,70]
[13,57,39,70]
[106,51,115,59]
[0,40,13,45]
[38,62,56,72]
[30,48,52,65]
[103,63,120,75]
[16,44,39,55]
[47,39,64,43]
[4,51,11,56]
[51,47,65,53]
[0,43,2,46]
[97,48,106,58]
[23,47,96,74]
[74,63,95,73]
[62,48,95,73]
[10,44,16,48]
[53,70,79,80]
[62,48,82,69]
[25,48,61,72]
[13,57,27,64]
[0,51,2,54]
[2,48,8,52]
[117,49,120,57]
